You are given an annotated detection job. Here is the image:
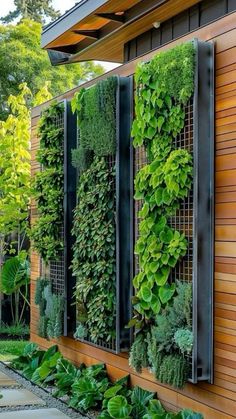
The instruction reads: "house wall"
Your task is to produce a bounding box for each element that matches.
[31,11,236,419]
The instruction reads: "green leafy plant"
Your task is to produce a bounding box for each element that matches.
[71,77,117,158]
[71,146,93,173]
[74,323,87,340]
[0,322,29,337]
[129,42,195,388]
[11,343,203,418]
[0,252,30,325]
[146,282,193,386]
[69,364,109,411]
[31,101,64,263]
[34,277,64,339]
[174,329,194,355]
[71,156,116,343]
[129,332,148,373]
[158,354,189,389]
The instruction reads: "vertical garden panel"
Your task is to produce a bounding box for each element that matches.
[39,99,77,337]
[73,76,133,353]
[132,39,214,384]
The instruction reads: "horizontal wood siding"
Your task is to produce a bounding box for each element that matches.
[31,12,236,419]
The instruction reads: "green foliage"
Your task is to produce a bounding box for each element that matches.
[0,19,103,120]
[0,340,28,361]
[129,42,195,389]
[11,343,203,418]
[31,101,64,263]
[69,364,109,411]
[74,323,87,340]
[0,323,29,337]
[159,354,189,389]
[0,254,29,295]
[146,282,193,387]
[34,277,64,339]
[129,333,148,373]
[71,146,94,173]
[1,0,60,24]
[71,157,116,343]
[0,84,33,236]
[46,293,64,339]
[72,77,117,157]
[174,329,194,355]
[53,358,82,398]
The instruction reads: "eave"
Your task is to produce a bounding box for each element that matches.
[42,0,202,66]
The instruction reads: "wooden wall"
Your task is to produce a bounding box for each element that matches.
[31,12,236,419]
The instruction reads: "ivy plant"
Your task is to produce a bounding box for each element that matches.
[71,157,116,343]
[31,101,64,263]
[129,42,195,388]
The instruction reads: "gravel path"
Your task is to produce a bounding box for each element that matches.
[0,362,93,418]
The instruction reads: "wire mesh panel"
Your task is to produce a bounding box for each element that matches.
[37,100,77,337]
[134,100,194,281]
[75,77,133,353]
[133,40,214,383]
[49,106,66,300]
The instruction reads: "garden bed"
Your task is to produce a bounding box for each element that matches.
[3,342,203,419]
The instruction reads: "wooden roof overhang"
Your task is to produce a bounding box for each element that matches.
[42,0,202,65]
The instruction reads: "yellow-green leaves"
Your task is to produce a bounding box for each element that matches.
[130,43,195,328]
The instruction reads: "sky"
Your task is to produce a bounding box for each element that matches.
[0,0,119,71]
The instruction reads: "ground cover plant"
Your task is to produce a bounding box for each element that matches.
[129,42,195,388]
[10,342,203,418]
[71,77,117,344]
[0,340,28,362]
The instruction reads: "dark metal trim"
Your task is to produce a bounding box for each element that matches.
[74,76,133,353]
[190,39,214,384]
[116,76,133,352]
[63,100,77,336]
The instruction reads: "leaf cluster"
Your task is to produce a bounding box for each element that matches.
[34,277,64,339]
[129,42,195,389]
[31,102,64,263]
[72,77,117,165]
[11,343,203,418]
[71,156,116,343]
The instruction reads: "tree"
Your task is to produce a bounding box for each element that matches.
[0,19,104,119]
[0,82,51,325]
[0,82,52,252]
[1,0,60,24]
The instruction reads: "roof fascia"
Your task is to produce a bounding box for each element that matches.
[41,0,108,48]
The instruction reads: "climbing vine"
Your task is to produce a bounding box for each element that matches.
[31,102,64,263]
[129,42,195,388]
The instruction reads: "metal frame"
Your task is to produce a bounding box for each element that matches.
[132,39,214,383]
[115,76,134,352]
[63,100,77,336]
[75,76,133,353]
[191,39,214,383]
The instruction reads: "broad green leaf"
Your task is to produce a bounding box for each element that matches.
[107,396,132,419]
[159,283,176,304]
[140,284,152,302]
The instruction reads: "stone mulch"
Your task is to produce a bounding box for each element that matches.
[0,362,89,418]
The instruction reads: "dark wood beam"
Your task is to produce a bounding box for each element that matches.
[95,12,125,23]
[73,29,99,40]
